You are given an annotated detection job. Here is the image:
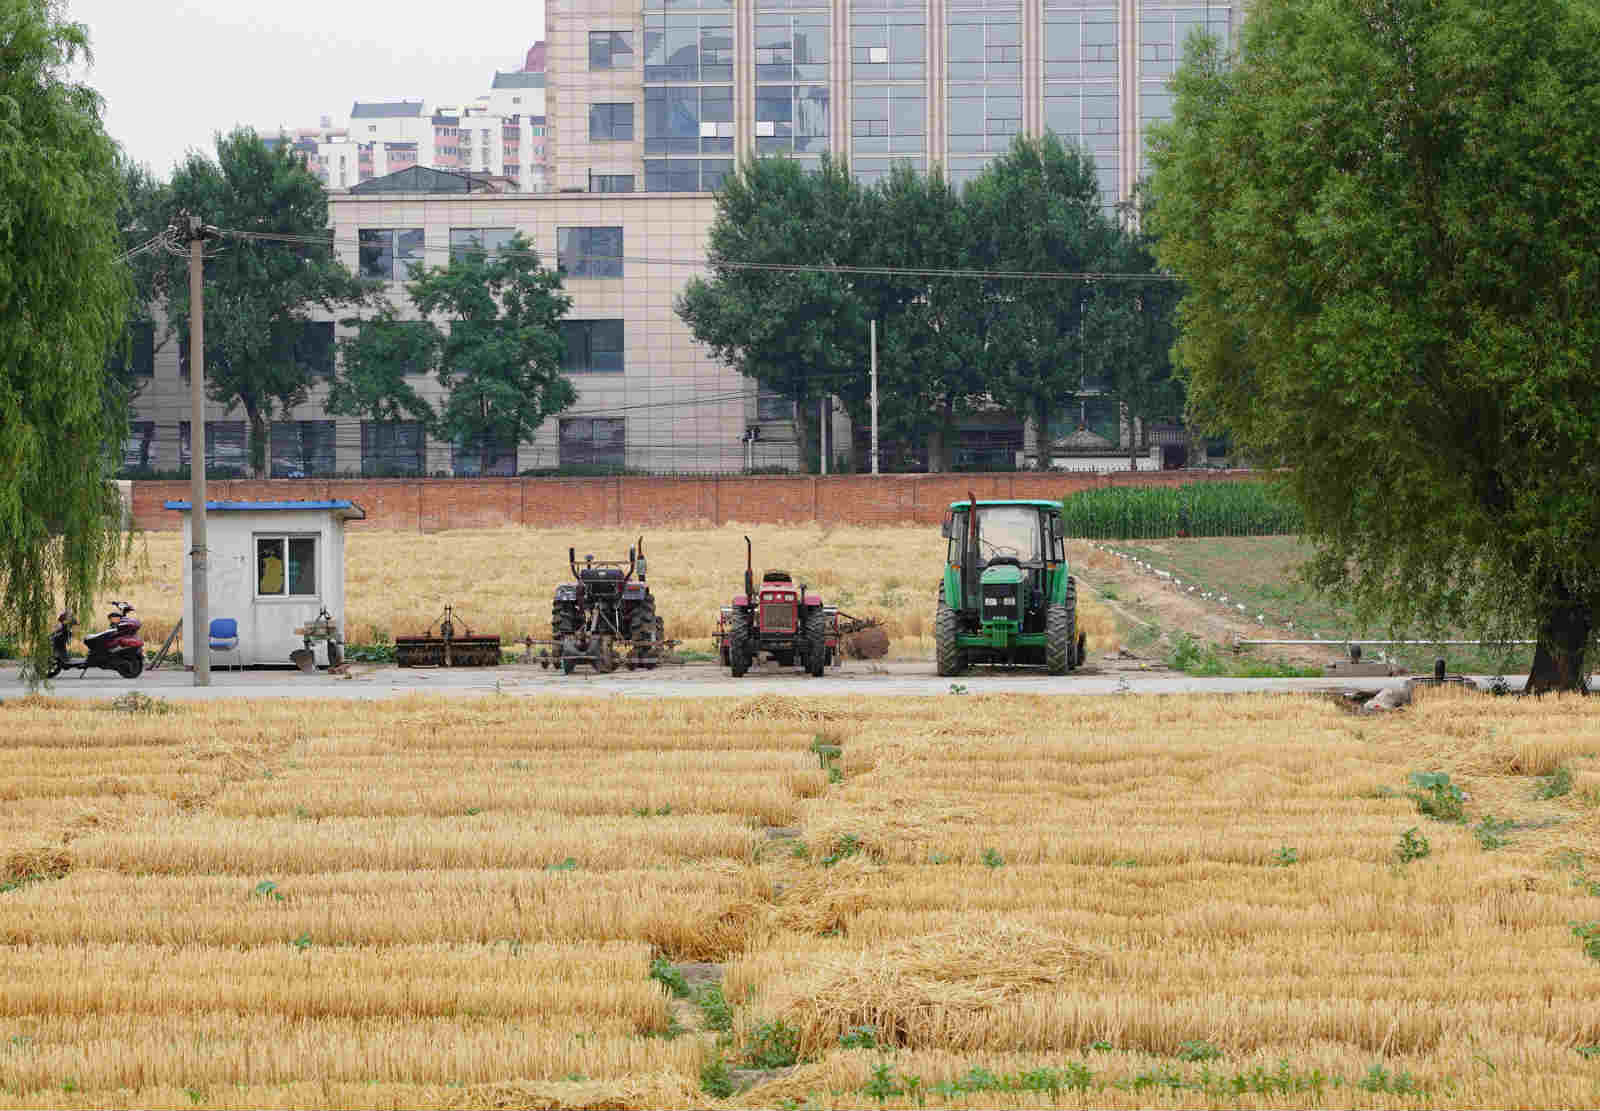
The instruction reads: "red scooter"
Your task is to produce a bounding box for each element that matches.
[48,601,145,679]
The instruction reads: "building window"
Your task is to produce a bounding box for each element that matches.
[449,227,515,262]
[557,227,623,279]
[122,421,156,470]
[645,86,733,155]
[851,85,926,155]
[561,320,624,373]
[755,85,829,154]
[256,536,317,597]
[590,173,635,193]
[755,12,828,82]
[178,421,248,473]
[851,9,925,81]
[756,388,791,423]
[590,30,635,69]
[271,320,335,377]
[947,3,1021,80]
[452,431,518,477]
[644,159,731,192]
[359,228,424,280]
[948,82,1022,155]
[589,102,635,141]
[108,321,155,377]
[559,418,625,469]
[269,420,337,477]
[644,12,732,82]
[361,420,425,476]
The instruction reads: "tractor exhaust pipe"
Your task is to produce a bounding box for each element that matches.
[744,535,754,600]
[965,489,979,611]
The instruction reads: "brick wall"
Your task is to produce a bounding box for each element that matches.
[131,470,1260,532]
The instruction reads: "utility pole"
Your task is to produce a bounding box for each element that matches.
[820,396,828,476]
[870,320,880,476]
[179,214,217,686]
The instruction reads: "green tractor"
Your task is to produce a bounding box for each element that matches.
[934,495,1085,676]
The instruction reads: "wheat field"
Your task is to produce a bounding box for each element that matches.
[105,525,1118,661]
[3,689,1599,1108]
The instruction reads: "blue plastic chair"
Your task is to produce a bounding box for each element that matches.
[208,617,242,670]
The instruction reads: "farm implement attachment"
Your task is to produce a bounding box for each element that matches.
[396,605,502,667]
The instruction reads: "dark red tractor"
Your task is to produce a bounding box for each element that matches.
[714,536,838,677]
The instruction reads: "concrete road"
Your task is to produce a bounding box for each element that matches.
[0,659,1523,702]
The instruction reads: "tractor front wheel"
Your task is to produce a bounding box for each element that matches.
[729,609,754,677]
[935,601,966,677]
[803,607,826,677]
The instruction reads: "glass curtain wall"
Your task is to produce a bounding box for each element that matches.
[850,0,926,184]
[1042,0,1119,215]
[1139,4,1231,177]
[946,0,1022,186]
[755,4,830,164]
[644,0,735,191]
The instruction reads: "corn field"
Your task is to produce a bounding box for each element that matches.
[1061,482,1304,539]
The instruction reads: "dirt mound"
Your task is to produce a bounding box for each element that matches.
[769,920,1100,1056]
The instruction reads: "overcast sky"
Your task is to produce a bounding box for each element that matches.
[67,0,546,179]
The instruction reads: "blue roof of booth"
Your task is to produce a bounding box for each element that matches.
[164,500,366,519]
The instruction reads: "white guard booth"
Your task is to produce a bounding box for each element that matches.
[165,499,366,667]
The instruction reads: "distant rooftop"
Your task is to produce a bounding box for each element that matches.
[350,100,425,119]
[491,71,545,90]
[348,166,515,195]
[524,42,545,72]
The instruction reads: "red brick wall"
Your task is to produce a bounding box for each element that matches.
[131,471,1261,532]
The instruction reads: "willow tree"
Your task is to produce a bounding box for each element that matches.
[0,0,130,674]
[1150,0,1600,692]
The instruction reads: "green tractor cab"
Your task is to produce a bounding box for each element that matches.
[934,495,1084,676]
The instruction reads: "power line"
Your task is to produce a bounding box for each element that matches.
[219,227,1178,283]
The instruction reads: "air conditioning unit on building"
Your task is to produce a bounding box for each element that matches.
[869,46,888,63]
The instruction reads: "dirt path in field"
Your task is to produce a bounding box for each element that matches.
[1066,540,1333,668]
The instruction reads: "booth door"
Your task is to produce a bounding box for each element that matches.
[252,533,325,664]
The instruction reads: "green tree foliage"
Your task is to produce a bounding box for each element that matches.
[334,233,575,473]
[157,128,373,476]
[677,139,1175,471]
[0,0,130,673]
[1084,192,1184,469]
[963,133,1118,448]
[1148,0,1600,692]
[676,156,868,462]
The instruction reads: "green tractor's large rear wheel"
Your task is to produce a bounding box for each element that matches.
[1045,601,1074,674]
[935,600,966,676]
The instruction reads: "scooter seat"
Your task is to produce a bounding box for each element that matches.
[83,628,118,644]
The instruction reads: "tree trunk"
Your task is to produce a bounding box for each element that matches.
[1525,579,1592,694]
[1128,405,1139,472]
[243,399,270,479]
[790,396,812,474]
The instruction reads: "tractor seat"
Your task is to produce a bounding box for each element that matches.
[761,570,793,583]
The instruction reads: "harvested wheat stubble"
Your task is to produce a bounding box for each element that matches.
[766,921,1101,1057]
[3,689,1600,1108]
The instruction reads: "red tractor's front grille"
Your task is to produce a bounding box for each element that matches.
[760,601,797,633]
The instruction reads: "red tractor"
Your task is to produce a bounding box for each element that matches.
[715,536,838,677]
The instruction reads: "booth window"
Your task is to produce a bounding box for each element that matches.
[256,536,318,597]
